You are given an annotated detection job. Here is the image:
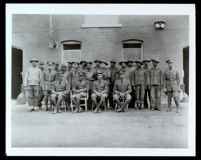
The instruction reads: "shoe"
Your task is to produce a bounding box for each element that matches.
[45,107,48,111]
[117,108,122,112]
[58,109,62,113]
[52,110,57,114]
[166,108,171,112]
[98,108,102,113]
[176,109,179,113]
[122,108,126,112]
[29,108,35,112]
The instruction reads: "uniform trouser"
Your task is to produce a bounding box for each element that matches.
[150,85,161,109]
[144,87,151,108]
[38,87,44,107]
[87,81,93,110]
[26,85,40,106]
[109,84,114,107]
[129,87,135,108]
[135,85,145,104]
[167,90,180,107]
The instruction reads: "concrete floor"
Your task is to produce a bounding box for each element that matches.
[11,100,188,148]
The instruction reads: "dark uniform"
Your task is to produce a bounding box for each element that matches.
[109,59,119,108]
[143,59,151,108]
[131,60,149,109]
[149,58,163,110]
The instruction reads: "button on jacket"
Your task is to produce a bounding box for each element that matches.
[24,66,42,86]
[93,79,109,93]
[51,79,70,95]
[131,67,149,86]
[163,68,180,91]
[114,79,132,94]
[149,67,163,86]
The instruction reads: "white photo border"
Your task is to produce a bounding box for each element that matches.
[6,3,196,156]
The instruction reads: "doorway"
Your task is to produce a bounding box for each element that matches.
[183,46,189,95]
[12,47,23,99]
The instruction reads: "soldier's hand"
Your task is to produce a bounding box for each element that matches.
[133,86,135,90]
[163,88,167,93]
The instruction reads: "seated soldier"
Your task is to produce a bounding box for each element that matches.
[91,71,109,113]
[113,70,132,112]
[51,71,70,114]
[71,71,89,113]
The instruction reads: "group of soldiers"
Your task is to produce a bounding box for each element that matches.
[23,57,180,114]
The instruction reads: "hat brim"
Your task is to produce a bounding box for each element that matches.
[143,60,151,62]
[166,60,174,63]
[119,61,128,65]
[135,61,143,64]
[94,60,101,63]
[30,60,39,62]
[151,59,160,63]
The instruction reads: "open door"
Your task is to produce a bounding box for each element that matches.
[183,46,189,95]
[12,47,23,99]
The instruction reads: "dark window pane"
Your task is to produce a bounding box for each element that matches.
[123,43,141,48]
[63,44,81,50]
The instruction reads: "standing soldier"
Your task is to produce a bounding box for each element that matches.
[119,61,129,80]
[131,60,149,110]
[43,62,57,111]
[66,62,73,88]
[51,71,71,114]
[143,59,151,109]
[71,71,89,113]
[79,61,87,73]
[109,59,119,108]
[149,58,163,111]
[113,70,132,112]
[24,58,43,112]
[71,62,80,88]
[37,61,45,109]
[163,59,180,113]
[91,71,109,113]
[53,62,59,73]
[93,59,102,76]
[127,60,135,108]
[85,62,95,110]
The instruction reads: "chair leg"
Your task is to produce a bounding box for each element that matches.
[85,100,87,111]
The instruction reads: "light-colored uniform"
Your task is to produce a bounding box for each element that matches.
[43,69,57,95]
[24,66,43,106]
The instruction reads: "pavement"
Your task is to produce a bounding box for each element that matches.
[11,100,188,148]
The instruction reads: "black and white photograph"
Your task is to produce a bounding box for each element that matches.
[6,4,195,156]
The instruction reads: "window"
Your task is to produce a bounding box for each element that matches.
[61,40,82,64]
[122,39,144,61]
[81,15,122,28]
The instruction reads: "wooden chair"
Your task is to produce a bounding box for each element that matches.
[70,91,89,112]
[114,96,129,111]
[92,96,108,111]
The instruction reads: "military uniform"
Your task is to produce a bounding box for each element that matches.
[131,60,149,108]
[24,58,43,108]
[109,60,119,107]
[113,78,132,101]
[149,58,163,110]
[163,59,180,112]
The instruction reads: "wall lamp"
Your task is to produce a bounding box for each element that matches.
[154,21,166,30]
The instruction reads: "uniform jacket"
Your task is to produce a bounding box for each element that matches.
[24,66,43,87]
[163,68,180,91]
[114,79,132,94]
[51,79,70,95]
[72,79,89,93]
[109,66,119,84]
[119,67,130,81]
[131,67,149,86]
[149,67,163,86]
[93,79,109,94]
[43,69,57,82]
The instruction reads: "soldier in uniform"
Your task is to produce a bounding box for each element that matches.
[113,70,132,112]
[24,58,43,112]
[71,62,80,88]
[119,61,130,80]
[53,62,59,73]
[143,59,151,109]
[131,60,149,110]
[51,71,71,114]
[127,60,135,108]
[93,59,102,75]
[37,61,45,109]
[149,58,163,111]
[66,62,73,88]
[71,71,89,113]
[163,59,180,113]
[85,62,95,110]
[79,61,87,73]
[43,62,57,111]
[91,71,109,113]
[109,59,119,108]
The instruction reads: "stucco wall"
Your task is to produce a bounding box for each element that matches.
[12,14,189,81]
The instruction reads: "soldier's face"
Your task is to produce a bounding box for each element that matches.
[96,62,100,66]
[119,74,124,79]
[152,61,158,67]
[39,65,44,70]
[31,61,37,66]
[110,62,115,67]
[136,62,141,68]
[86,64,91,69]
[121,63,126,68]
[61,67,66,72]
[79,75,84,80]
[168,62,173,68]
[144,62,149,66]
[68,63,72,68]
